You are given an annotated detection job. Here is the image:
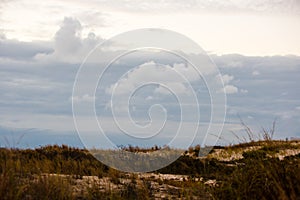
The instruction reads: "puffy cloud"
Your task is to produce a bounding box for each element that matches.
[106,61,198,96]
[223,85,238,94]
[0,17,300,147]
[221,74,234,84]
[54,17,82,55]
[0,17,104,63]
[216,73,240,94]
[36,17,103,63]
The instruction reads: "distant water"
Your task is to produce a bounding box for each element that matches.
[0,126,84,149]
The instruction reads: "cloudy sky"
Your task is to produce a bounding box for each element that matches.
[0,0,300,148]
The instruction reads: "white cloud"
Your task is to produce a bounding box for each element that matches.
[71,94,94,103]
[35,17,103,63]
[106,61,197,96]
[252,70,260,76]
[54,17,82,55]
[2,1,300,56]
[1,16,300,147]
[216,73,239,94]
[223,85,238,94]
[221,74,234,84]
[240,89,248,94]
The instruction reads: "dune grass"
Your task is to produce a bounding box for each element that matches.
[0,140,299,199]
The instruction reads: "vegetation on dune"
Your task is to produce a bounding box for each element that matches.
[0,145,109,177]
[0,140,299,199]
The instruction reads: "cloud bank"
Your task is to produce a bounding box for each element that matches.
[0,17,300,148]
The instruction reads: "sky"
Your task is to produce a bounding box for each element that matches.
[1,0,300,55]
[0,0,300,149]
